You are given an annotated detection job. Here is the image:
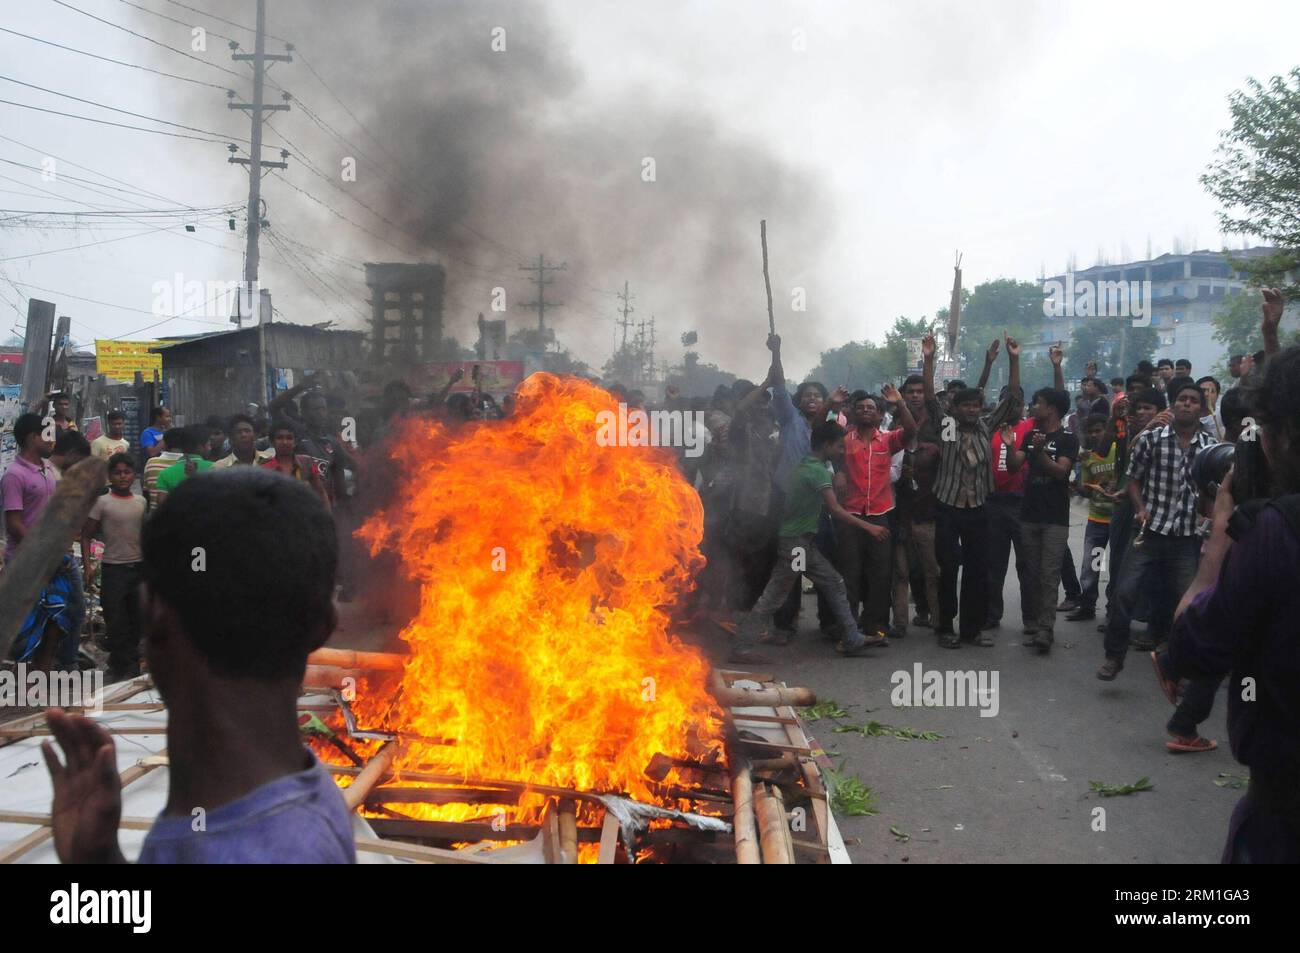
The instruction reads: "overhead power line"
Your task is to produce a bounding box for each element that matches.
[0,25,230,90]
[0,73,250,143]
[49,0,245,80]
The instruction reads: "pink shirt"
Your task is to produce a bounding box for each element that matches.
[1,454,57,560]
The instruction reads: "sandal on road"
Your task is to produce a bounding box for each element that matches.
[939,632,962,649]
[1166,735,1217,753]
[1150,651,1179,706]
[974,632,996,647]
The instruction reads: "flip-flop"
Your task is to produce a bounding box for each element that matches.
[1166,736,1217,753]
[1150,651,1179,706]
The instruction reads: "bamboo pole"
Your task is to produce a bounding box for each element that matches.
[760,220,775,335]
[709,671,815,709]
[540,801,563,864]
[557,798,579,865]
[768,783,797,862]
[0,725,167,738]
[342,742,399,811]
[306,647,408,671]
[729,761,761,865]
[302,663,367,688]
[753,783,794,865]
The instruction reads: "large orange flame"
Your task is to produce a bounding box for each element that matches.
[354,373,721,820]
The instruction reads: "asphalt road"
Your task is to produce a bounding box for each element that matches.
[704,500,1241,864]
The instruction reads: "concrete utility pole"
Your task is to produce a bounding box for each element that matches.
[615,280,634,348]
[227,0,291,404]
[517,254,566,330]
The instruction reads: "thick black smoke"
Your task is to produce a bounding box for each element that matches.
[140,0,833,377]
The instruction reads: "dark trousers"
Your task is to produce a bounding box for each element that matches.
[1060,543,1081,601]
[1104,528,1199,660]
[1168,672,1225,738]
[985,493,1035,626]
[1222,775,1300,863]
[1106,501,1133,621]
[936,502,989,640]
[101,561,142,675]
[836,514,892,634]
[1021,521,1071,634]
[1078,519,1112,610]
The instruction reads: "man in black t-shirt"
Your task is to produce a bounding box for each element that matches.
[1004,387,1078,653]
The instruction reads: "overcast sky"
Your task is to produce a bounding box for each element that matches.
[2,0,1297,378]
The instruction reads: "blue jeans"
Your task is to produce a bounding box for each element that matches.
[1104,528,1199,660]
[740,533,865,649]
[1078,520,1112,611]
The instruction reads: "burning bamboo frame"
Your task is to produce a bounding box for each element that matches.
[0,660,845,864]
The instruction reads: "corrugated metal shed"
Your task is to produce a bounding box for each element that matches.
[151,324,365,423]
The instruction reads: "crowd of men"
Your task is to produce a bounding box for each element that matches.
[3,294,1298,863]
[687,292,1298,861]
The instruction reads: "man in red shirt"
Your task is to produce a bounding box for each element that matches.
[262,421,331,510]
[835,384,916,637]
[986,394,1038,633]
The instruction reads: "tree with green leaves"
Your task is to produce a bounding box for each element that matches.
[805,316,933,389]
[1067,317,1158,383]
[805,339,896,390]
[1211,287,1299,369]
[1202,68,1300,292]
[953,279,1046,392]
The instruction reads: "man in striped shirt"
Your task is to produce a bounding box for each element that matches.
[142,428,184,509]
[923,332,1022,648]
[1099,379,1216,680]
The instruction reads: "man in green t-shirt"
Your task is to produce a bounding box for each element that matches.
[153,424,215,507]
[1070,413,1118,622]
[732,421,889,663]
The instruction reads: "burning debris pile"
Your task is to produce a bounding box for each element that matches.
[295,374,839,862]
[352,372,716,800]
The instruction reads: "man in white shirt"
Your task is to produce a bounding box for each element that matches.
[90,411,131,460]
[213,413,275,469]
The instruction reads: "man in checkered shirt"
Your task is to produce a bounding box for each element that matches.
[1099,378,1217,680]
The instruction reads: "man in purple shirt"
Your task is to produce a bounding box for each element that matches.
[1164,340,1300,863]
[2,412,57,563]
[42,468,356,864]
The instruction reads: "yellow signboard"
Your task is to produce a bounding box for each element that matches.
[95,340,163,380]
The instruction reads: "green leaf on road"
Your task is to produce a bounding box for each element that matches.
[890,825,910,842]
[1089,777,1154,797]
[833,720,942,741]
[1214,772,1249,790]
[823,763,880,816]
[800,699,851,721]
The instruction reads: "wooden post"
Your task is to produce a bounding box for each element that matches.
[18,299,55,410]
[596,810,620,864]
[0,455,107,660]
[760,220,775,336]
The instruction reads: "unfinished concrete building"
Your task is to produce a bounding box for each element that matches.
[364,262,446,363]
